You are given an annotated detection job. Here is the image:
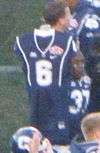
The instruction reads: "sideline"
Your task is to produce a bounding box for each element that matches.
[0,66,22,73]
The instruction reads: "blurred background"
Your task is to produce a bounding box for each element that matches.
[0,0,45,152]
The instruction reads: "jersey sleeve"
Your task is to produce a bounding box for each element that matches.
[13,33,30,57]
[13,39,21,57]
[70,141,99,153]
[13,35,23,57]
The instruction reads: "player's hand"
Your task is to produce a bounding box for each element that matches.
[42,138,54,153]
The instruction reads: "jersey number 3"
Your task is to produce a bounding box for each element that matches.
[69,89,90,114]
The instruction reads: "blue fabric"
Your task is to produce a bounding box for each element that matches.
[70,141,99,153]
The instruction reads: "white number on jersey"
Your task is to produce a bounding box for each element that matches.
[69,89,90,114]
[36,60,53,86]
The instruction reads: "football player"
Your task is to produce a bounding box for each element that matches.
[67,0,100,57]
[70,112,100,153]
[10,113,100,153]
[67,0,100,112]
[66,0,100,60]
[10,126,54,153]
[13,1,78,146]
[64,51,91,141]
[87,34,100,112]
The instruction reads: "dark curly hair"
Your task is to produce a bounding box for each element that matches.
[43,1,67,26]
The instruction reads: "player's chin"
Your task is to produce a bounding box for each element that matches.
[73,73,82,80]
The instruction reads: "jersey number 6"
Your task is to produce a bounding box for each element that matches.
[36,60,53,86]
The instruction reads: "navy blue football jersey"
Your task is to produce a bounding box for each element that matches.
[85,0,100,15]
[89,54,100,112]
[73,0,100,59]
[72,1,100,113]
[14,29,77,89]
[70,141,99,153]
[65,75,91,140]
[14,28,78,145]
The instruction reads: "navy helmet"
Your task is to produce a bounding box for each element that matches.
[10,126,42,153]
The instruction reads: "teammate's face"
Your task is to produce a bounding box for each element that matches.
[93,129,100,141]
[71,55,85,80]
[86,129,100,141]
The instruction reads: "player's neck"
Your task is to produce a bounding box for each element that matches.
[52,24,65,32]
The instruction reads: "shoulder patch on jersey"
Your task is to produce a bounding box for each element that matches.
[85,18,99,29]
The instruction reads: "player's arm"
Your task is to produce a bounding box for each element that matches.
[70,140,99,153]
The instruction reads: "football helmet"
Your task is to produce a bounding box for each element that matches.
[10,126,42,153]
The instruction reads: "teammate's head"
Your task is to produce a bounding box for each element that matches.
[81,112,100,141]
[10,126,42,153]
[43,1,71,31]
[70,51,85,80]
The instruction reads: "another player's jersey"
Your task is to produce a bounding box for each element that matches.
[79,11,100,59]
[14,29,77,89]
[85,0,100,15]
[70,141,99,153]
[73,0,100,59]
[65,75,91,140]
